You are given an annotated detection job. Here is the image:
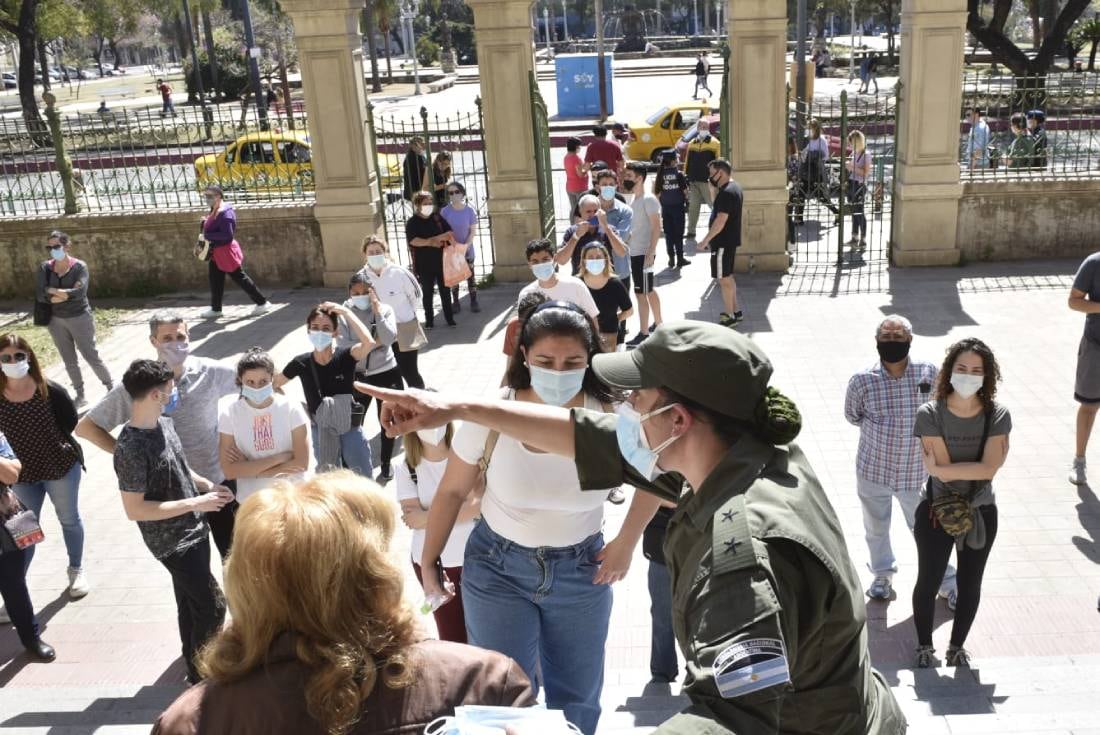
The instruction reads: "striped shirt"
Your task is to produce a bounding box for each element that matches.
[844,358,939,490]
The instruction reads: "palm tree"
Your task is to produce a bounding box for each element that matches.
[1074,17,1100,71]
[375,0,398,82]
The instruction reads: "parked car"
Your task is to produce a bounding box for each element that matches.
[194,130,316,191]
[625,101,718,162]
[2,72,16,89]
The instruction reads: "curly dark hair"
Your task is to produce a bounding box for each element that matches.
[933,337,1001,412]
[505,300,618,405]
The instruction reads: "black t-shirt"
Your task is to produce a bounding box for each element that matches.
[405,214,451,273]
[562,223,614,275]
[587,277,633,333]
[709,180,743,248]
[283,346,359,414]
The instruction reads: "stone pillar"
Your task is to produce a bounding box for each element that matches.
[726,0,790,272]
[892,0,966,266]
[281,0,383,286]
[467,0,541,281]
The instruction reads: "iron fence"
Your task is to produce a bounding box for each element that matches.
[959,72,1100,180]
[367,102,495,279]
[0,102,313,217]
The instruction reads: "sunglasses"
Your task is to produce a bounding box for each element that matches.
[0,352,28,364]
[447,190,462,196]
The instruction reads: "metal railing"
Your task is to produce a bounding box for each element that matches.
[0,103,314,217]
[959,72,1100,181]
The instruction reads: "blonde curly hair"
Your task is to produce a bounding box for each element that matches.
[197,471,418,735]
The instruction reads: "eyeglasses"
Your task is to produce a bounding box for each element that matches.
[0,352,28,364]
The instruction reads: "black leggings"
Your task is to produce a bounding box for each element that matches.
[356,366,405,469]
[912,500,998,648]
[208,259,266,311]
[394,347,425,389]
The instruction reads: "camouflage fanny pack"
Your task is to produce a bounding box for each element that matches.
[929,411,991,538]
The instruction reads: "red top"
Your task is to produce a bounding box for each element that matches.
[584,138,624,171]
[564,152,587,193]
[158,83,171,100]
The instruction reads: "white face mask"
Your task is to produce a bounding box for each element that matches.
[419,205,434,217]
[950,372,984,399]
[0,360,30,379]
[416,425,447,446]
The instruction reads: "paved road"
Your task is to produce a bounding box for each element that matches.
[0,249,1098,733]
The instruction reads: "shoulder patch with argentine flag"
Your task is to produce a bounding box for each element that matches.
[713,637,791,699]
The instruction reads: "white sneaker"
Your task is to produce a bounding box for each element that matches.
[199,308,222,319]
[67,567,90,599]
[251,301,273,316]
[938,588,957,612]
[867,576,892,600]
[1070,457,1088,486]
[0,605,9,624]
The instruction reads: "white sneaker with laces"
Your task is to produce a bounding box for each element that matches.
[867,576,892,600]
[1070,457,1087,486]
[199,308,222,319]
[67,566,90,599]
[251,302,273,316]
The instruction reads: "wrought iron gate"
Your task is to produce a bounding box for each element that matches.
[788,85,898,268]
[530,71,556,242]
[366,100,494,278]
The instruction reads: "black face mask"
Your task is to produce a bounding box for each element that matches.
[622,180,637,191]
[877,340,911,364]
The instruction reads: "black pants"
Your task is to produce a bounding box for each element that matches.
[662,204,686,261]
[912,500,998,649]
[0,547,38,646]
[206,478,238,560]
[418,268,454,326]
[847,180,867,239]
[394,348,425,389]
[158,538,226,683]
[356,366,405,470]
[208,259,266,311]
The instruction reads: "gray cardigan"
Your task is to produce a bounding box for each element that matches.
[36,259,92,319]
[338,301,398,376]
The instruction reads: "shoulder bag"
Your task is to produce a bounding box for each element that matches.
[395,268,428,352]
[307,351,367,427]
[928,410,992,538]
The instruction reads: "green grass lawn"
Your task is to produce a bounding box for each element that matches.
[2,308,124,370]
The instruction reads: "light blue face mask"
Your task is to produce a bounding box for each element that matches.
[616,402,680,481]
[599,185,617,201]
[583,258,606,275]
[350,295,371,311]
[367,254,388,271]
[241,382,274,404]
[530,261,556,282]
[49,247,66,261]
[308,330,334,351]
[161,387,180,416]
[425,704,581,735]
[528,364,586,407]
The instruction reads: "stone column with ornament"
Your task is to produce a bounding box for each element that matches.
[281,0,384,286]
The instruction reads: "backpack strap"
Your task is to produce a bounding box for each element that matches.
[407,461,418,486]
[477,431,500,474]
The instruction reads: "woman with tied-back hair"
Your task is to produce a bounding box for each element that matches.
[152,471,535,735]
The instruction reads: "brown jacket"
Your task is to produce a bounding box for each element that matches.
[152,637,535,735]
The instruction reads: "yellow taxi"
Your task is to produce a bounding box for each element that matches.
[624,101,719,163]
[194,130,315,191]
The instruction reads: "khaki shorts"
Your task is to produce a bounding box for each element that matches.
[1075,334,1100,403]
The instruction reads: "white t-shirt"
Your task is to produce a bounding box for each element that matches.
[393,453,475,568]
[518,274,599,319]
[451,391,609,547]
[217,393,310,502]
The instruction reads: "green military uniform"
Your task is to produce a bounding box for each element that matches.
[572,322,906,735]
[1007,133,1036,170]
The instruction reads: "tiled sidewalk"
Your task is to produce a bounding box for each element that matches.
[1,254,1099,734]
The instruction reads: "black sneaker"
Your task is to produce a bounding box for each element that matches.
[718,312,734,327]
[377,465,393,482]
[668,258,676,269]
[452,300,461,314]
[470,298,481,313]
[730,311,744,325]
[424,322,434,330]
[626,332,649,347]
[676,258,692,268]
[446,320,457,327]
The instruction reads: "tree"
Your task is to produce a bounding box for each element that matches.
[374,0,396,82]
[362,0,382,92]
[967,0,1093,80]
[1071,16,1100,70]
[1,0,46,133]
[84,0,142,76]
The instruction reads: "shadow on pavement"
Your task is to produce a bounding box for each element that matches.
[0,592,75,687]
[0,683,182,733]
[1072,482,1100,564]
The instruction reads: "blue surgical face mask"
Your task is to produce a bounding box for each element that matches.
[350,295,371,311]
[367,254,388,271]
[584,258,606,275]
[49,247,66,261]
[616,402,680,481]
[308,330,334,351]
[241,382,274,404]
[425,704,581,735]
[587,216,599,228]
[528,364,587,406]
[161,387,180,415]
[530,261,556,282]
[600,185,617,201]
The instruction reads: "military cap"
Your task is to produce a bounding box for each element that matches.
[591,320,773,422]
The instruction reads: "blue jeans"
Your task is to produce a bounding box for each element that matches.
[13,461,84,569]
[310,425,374,478]
[462,520,611,735]
[647,560,678,681]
